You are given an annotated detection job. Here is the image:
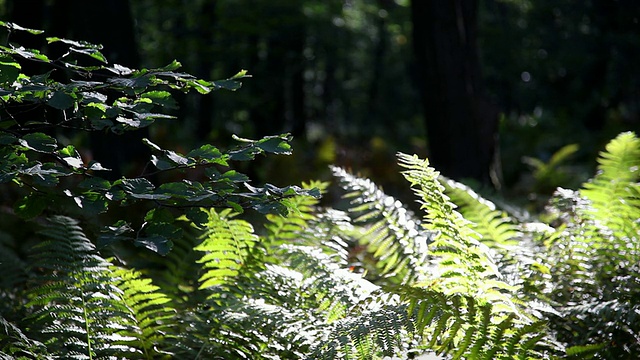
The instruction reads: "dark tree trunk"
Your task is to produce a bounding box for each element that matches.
[194,1,217,140]
[410,0,498,184]
[63,1,148,179]
[248,2,306,138]
[288,24,306,138]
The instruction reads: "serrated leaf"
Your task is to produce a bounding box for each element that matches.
[78,177,111,190]
[88,161,110,171]
[135,235,172,255]
[257,135,292,154]
[140,90,177,109]
[14,194,49,219]
[4,22,44,34]
[0,133,17,145]
[186,208,209,226]
[19,132,57,152]
[47,91,75,110]
[0,57,21,84]
[187,144,228,165]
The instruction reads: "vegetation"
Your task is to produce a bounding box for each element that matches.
[2,13,640,360]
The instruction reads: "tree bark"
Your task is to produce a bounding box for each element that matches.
[410,0,498,184]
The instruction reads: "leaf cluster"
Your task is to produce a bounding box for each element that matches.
[0,21,318,255]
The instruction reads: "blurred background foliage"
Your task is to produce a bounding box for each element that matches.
[1,0,639,211]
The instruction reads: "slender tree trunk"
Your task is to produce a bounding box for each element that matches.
[195,1,217,140]
[410,0,498,184]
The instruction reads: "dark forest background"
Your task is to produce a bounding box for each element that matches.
[3,0,639,210]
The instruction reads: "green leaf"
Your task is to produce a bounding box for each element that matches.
[211,69,250,91]
[134,221,182,255]
[3,21,44,34]
[186,208,209,226]
[47,91,75,110]
[23,163,68,186]
[46,37,102,49]
[187,144,228,165]
[14,194,49,219]
[78,177,111,190]
[226,200,244,214]
[136,232,174,256]
[57,145,83,169]
[67,190,108,214]
[70,47,107,63]
[145,208,175,223]
[84,102,106,119]
[257,135,293,154]
[0,133,17,145]
[228,146,261,161]
[108,75,151,90]
[0,56,21,84]
[118,178,161,199]
[88,161,110,171]
[220,170,250,183]
[19,132,57,152]
[98,221,134,248]
[158,60,182,71]
[140,90,178,109]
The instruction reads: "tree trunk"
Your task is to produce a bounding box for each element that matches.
[56,0,148,179]
[410,0,498,184]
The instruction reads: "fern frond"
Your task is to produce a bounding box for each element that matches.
[264,180,328,244]
[441,177,556,303]
[24,216,137,358]
[394,285,551,359]
[195,208,259,293]
[440,177,519,249]
[580,131,640,240]
[396,153,519,309]
[0,315,48,359]
[330,165,431,285]
[111,266,176,359]
[312,302,412,359]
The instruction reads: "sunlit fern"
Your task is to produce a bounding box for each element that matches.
[542,132,640,357]
[330,165,431,285]
[441,177,556,303]
[24,216,136,359]
[110,266,176,359]
[195,208,259,294]
[329,155,555,359]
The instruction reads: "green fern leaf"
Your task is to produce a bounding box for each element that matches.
[111,266,175,359]
[331,165,431,285]
[195,208,258,291]
[25,216,136,358]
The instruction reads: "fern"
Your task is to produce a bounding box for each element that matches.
[580,131,640,241]
[330,165,431,285]
[0,315,48,359]
[541,132,640,357]
[396,153,521,313]
[441,177,556,303]
[24,216,136,359]
[110,266,176,359]
[329,155,556,359]
[195,208,259,293]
